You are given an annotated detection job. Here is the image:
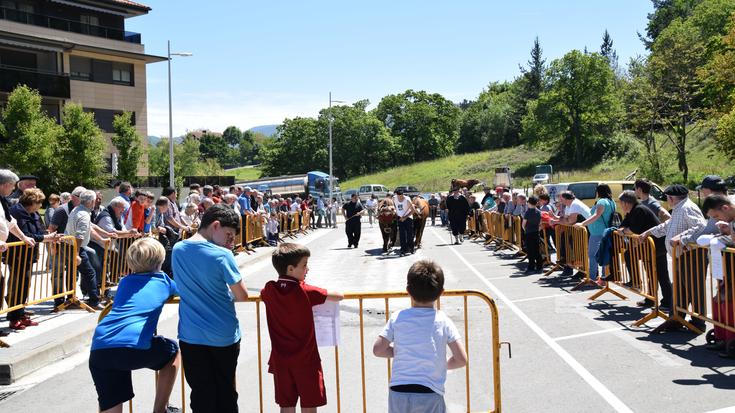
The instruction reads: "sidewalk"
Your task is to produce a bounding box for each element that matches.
[0,226,333,384]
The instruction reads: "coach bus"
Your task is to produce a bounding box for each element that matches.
[236,170,339,199]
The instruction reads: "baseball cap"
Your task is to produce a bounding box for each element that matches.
[696,175,726,191]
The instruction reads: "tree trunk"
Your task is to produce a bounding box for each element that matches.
[678,116,688,182]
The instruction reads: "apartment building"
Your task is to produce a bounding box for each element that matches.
[0,0,165,175]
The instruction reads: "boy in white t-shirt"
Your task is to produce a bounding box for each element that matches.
[372,260,467,413]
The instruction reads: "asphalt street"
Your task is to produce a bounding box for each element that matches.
[0,220,733,412]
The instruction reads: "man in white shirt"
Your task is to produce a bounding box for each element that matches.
[552,191,591,277]
[392,189,418,256]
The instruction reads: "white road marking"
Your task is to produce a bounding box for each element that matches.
[553,327,626,342]
[511,291,588,303]
[703,407,735,413]
[430,228,635,413]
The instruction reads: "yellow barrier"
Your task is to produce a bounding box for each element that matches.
[510,216,525,256]
[543,224,595,290]
[588,232,668,326]
[300,209,311,233]
[467,213,477,238]
[0,236,86,347]
[99,236,139,300]
[101,290,508,413]
[669,243,732,335]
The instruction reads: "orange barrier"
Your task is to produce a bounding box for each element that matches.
[543,224,595,290]
[510,215,525,256]
[669,243,732,336]
[99,236,139,300]
[100,289,508,413]
[300,209,311,233]
[0,236,87,347]
[589,232,668,326]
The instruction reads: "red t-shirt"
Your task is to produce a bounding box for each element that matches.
[261,277,327,368]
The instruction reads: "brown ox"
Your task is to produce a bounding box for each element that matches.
[450,178,482,191]
[412,197,430,249]
[377,198,397,252]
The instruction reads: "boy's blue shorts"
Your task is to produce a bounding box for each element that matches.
[89,336,178,410]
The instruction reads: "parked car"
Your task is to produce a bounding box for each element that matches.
[393,185,420,198]
[358,184,390,203]
[532,173,551,185]
[341,189,359,203]
[566,180,668,212]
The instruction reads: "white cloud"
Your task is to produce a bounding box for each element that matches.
[145,91,326,137]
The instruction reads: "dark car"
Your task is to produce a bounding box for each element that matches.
[394,185,420,198]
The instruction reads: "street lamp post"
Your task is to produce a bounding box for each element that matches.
[167,40,192,187]
[328,92,345,202]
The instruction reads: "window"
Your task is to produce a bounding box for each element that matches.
[112,62,132,85]
[69,56,133,86]
[567,183,597,200]
[85,108,135,133]
[80,15,99,26]
[70,56,92,80]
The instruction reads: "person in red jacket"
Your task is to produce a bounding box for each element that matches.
[261,243,343,412]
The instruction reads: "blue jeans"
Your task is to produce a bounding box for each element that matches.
[78,247,100,305]
[440,210,447,226]
[588,234,603,280]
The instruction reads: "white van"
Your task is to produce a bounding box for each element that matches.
[358,184,389,203]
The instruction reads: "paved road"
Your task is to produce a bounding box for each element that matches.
[1,221,734,412]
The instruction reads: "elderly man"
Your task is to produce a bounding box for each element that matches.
[66,189,103,310]
[7,175,37,206]
[162,187,190,235]
[109,182,134,230]
[89,197,136,289]
[238,186,254,216]
[640,184,706,333]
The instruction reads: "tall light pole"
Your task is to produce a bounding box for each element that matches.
[328,92,345,202]
[167,40,192,187]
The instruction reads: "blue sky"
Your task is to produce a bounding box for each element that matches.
[127,1,654,137]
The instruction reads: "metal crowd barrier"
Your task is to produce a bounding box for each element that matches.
[0,236,87,347]
[510,216,525,256]
[589,232,667,326]
[300,209,311,233]
[543,224,595,290]
[669,243,734,336]
[99,236,138,300]
[483,212,514,251]
[101,290,508,413]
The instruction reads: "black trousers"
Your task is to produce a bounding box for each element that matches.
[345,219,361,247]
[398,218,415,253]
[449,215,466,236]
[525,231,542,270]
[180,340,240,413]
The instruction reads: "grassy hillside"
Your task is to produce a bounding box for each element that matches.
[226,166,262,181]
[339,134,735,192]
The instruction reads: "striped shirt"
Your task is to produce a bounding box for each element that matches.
[649,198,705,255]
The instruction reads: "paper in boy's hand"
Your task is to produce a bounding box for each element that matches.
[313,300,340,347]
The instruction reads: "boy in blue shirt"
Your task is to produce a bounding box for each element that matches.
[89,237,179,413]
[173,204,249,413]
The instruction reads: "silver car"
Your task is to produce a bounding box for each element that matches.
[358,184,390,203]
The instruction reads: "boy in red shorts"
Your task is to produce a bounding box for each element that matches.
[261,243,344,412]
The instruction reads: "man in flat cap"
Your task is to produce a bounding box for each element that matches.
[7,175,37,206]
[640,184,706,333]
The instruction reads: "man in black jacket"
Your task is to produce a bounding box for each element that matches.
[446,188,470,245]
[342,193,364,248]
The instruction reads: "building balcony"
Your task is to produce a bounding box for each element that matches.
[0,65,70,99]
[0,7,141,44]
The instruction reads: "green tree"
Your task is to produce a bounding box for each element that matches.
[641,0,702,48]
[521,50,623,167]
[259,117,325,176]
[198,132,228,165]
[458,82,515,152]
[374,90,460,163]
[511,38,545,145]
[0,85,61,189]
[111,111,143,182]
[57,103,108,190]
[148,136,209,188]
[318,100,397,179]
[647,18,707,181]
[222,125,243,146]
[600,29,619,71]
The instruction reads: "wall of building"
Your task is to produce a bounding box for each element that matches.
[64,49,149,175]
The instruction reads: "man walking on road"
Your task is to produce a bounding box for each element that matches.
[342,193,363,248]
[393,189,418,256]
[446,187,470,245]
